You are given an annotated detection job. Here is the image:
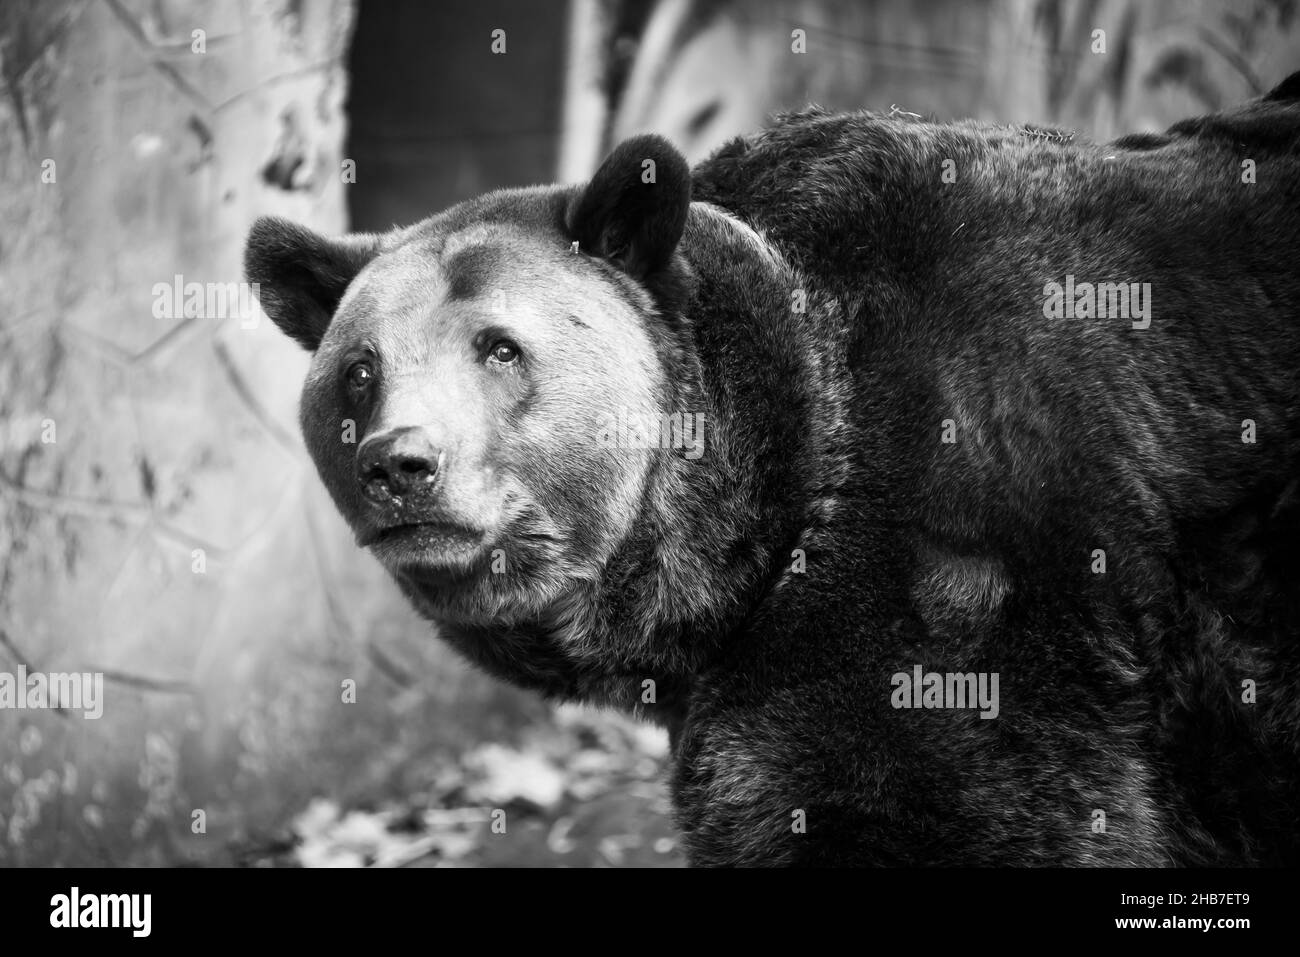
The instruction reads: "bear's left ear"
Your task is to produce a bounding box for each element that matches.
[568,134,691,280]
[244,217,381,351]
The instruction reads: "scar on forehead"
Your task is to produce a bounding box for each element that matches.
[445,244,508,301]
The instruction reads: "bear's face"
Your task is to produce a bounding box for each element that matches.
[300,223,667,622]
[246,136,692,627]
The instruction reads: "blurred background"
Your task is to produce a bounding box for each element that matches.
[0,0,1297,867]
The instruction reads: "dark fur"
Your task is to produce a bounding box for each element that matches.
[244,219,381,350]
[247,76,1300,866]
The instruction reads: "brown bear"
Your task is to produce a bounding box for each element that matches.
[246,76,1300,866]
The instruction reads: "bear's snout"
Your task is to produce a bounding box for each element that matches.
[356,426,444,505]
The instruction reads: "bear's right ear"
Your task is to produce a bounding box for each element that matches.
[244,217,381,351]
[568,134,691,280]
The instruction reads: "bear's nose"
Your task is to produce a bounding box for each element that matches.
[356,427,443,503]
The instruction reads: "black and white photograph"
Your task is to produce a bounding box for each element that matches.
[0,0,1296,933]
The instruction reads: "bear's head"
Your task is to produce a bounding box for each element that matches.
[245,136,698,631]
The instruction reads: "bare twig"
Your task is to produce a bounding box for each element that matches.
[91,667,197,696]
[211,338,299,451]
[101,0,215,113]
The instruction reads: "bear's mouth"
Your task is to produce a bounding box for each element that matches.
[360,520,487,568]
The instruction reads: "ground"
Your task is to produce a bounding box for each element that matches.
[234,705,682,868]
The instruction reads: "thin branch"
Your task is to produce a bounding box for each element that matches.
[211,337,299,451]
[1196,27,1265,95]
[101,0,215,113]
[212,61,338,113]
[0,626,70,718]
[91,667,198,696]
[0,466,228,557]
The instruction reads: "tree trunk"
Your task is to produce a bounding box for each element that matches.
[0,0,408,866]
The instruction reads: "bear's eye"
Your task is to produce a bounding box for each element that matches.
[487,340,520,365]
[346,361,375,396]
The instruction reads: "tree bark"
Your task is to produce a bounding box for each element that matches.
[0,0,395,866]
